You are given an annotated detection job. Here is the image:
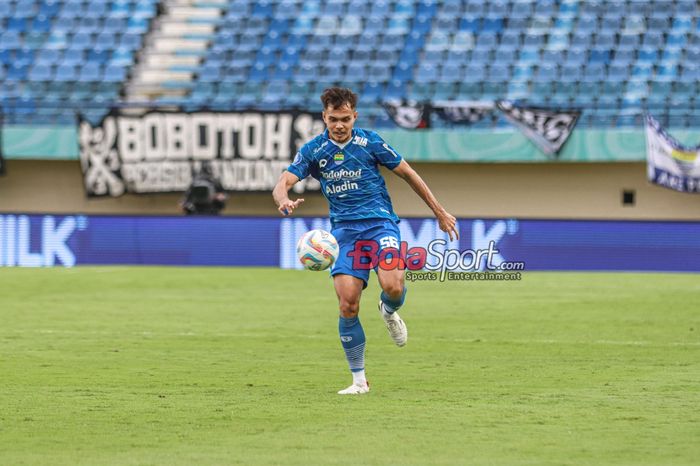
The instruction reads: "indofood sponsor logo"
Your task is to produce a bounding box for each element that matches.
[321,168,363,181]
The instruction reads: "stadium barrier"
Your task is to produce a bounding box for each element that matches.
[4,101,700,162]
[0,214,698,272]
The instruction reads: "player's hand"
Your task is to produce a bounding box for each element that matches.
[437,211,459,241]
[278,198,304,216]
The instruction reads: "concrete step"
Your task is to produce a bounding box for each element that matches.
[135,69,193,83]
[160,21,215,35]
[143,54,201,68]
[125,85,190,99]
[166,0,227,6]
[168,6,222,20]
[168,64,201,73]
[124,0,224,103]
[152,37,209,51]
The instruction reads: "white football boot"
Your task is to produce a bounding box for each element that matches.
[379,301,408,347]
[337,380,370,395]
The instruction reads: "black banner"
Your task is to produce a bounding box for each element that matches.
[382,99,579,157]
[383,100,496,129]
[78,109,324,197]
[382,100,431,129]
[496,100,580,157]
[432,100,495,126]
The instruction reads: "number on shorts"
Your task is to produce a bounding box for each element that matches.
[380,236,399,249]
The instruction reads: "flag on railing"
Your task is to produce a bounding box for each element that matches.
[432,100,495,126]
[496,100,580,157]
[645,114,700,193]
[382,100,495,129]
[382,100,431,129]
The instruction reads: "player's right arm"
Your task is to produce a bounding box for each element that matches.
[272,171,304,216]
[273,147,314,216]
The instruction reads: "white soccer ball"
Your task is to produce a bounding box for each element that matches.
[296,229,340,271]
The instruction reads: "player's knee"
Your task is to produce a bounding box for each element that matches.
[383,282,404,300]
[338,299,360,318]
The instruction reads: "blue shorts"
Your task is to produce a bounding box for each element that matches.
[331,218,402,289]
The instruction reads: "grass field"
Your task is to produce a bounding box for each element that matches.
[1,267,699,466]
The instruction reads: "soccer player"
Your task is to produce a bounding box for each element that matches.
[272,88,458,395]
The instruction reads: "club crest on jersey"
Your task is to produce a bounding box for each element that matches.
[334,152,345,164]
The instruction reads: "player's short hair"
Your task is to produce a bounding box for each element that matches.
[320,87,358,110]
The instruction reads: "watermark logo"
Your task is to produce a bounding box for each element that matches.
[348,238,524,282]
[278,218,521,275]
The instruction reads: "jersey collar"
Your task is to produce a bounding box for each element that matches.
[323,128,356,150]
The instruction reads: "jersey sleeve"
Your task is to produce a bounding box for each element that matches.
[369,131,403,170]
[286,145,313,180]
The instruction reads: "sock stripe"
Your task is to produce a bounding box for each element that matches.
[339,316,366,373]
[345,343,365,370]
[345,343,365,357]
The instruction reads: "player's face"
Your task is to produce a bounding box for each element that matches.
[323,103,358,144]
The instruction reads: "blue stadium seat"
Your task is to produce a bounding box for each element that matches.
[439,62,462,82]
[223,65,247,83]
[511,63,533,81]
[31,16,52,33]
[638,47,660,63]
[608,63,630,81]
[385,80,407,99]
[535,63,557,81]
[110,48,133,66]
[589,49,611,64]
[55,63,78,81]
[28,63,53,81]
[78,62,101,82]
[62,47,85,66]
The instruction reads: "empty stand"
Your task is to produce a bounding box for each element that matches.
[1,0,700,128]
[187,0,700,128]
[0,0,157,123]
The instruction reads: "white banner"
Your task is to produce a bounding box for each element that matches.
[78,110,324,196]
[645,115,700,193]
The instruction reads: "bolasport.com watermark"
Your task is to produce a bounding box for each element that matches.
[348,238,525,282]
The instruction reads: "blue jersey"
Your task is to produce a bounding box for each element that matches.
[287,128,403,224]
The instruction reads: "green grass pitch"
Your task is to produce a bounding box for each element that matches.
[1,267,699,465]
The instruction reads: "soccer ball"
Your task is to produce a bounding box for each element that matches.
[296,229,340,271]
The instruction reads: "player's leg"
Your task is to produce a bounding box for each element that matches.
[330,223,372,394]
[334,274,370,394]
[373,221,408,346]
[377,264,407,311]
[377,266,408,346]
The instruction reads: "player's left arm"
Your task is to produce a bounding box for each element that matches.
[392,160,459,241]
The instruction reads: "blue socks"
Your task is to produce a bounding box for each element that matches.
[380,287,407,314]
[338,289,406,381]
[339,316,366,373]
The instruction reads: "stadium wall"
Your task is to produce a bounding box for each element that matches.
[0,160,699,220]
[0,214,698,271]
